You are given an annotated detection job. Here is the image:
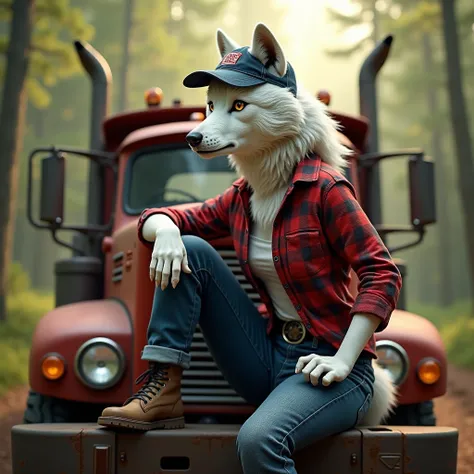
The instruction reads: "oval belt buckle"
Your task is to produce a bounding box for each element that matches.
[282,320,306,345]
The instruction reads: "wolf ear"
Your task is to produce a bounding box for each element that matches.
[249,23,287,77]
[217,29,240,59]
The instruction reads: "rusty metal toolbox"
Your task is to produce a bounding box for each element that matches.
[11,423,458,474]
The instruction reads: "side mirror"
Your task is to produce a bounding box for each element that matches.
[39,152,65,225]
[27,146,117,251]
[408,156,436,226]
[357,149,436,254]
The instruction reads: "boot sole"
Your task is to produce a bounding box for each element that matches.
[97,416,185,431]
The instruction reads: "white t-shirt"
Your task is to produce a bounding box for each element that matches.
[248,218,301,322]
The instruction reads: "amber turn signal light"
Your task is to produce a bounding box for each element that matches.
[145,87,163,107]
[417,358,441,385]
[41,354,66,381]
[316,89,331,106]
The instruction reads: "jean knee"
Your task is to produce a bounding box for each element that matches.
[237,420,261,456]
[237,417,275,460]
[181,235,213,255]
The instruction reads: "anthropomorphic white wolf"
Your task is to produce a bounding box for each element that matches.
[183,23,398,426]
[99,23,400,473]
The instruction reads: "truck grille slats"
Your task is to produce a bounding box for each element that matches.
[182,395,248,404]
[182,378,229,387]
[182,247,261,406]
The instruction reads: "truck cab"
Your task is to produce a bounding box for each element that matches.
[23,39,445,430]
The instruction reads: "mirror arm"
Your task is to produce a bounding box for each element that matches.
[376,224,426,254]
[52,229,86,256]
[358,149,424,168]
[387,229,424,254]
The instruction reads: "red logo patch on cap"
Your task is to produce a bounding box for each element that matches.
[221,52,242,66]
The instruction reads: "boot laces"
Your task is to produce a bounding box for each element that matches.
[125,365,170,405]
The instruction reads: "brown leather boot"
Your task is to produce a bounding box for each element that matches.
[97,363,185,431]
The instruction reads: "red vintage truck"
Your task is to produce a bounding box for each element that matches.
[11,36,458,473]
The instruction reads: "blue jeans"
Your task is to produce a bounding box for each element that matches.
[143,235,375,474]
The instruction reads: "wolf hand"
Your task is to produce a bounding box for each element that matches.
[295,354,351,387]
[149,220,191,290]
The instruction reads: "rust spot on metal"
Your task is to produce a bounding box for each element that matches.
[70,430,85,474]
[369,443,380,460]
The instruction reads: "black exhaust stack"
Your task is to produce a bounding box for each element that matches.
[74,40,112,246]
[53,42,112,308]
[359,34,393,153]
[358,34,394,225]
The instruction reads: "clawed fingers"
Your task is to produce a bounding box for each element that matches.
[322,371,338,387]
[154,259,164,288]
[295,354,317,373]
[171,257,182,288]
[149,256,157,282]
[309,364,331,386]
[182,254,192,274]
[161,259,171,290]
[301,358,321,382]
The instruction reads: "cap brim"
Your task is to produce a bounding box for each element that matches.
[183,69,265,89]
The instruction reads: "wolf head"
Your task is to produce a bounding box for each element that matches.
[183,23,350,197]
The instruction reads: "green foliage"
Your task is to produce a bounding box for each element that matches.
[126,0,228,106]
[410,299,474,370]
[441,316,474,369]
[0,262,53,395]
[7,262,31,295]
[0,0,95,109]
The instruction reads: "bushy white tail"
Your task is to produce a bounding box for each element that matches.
[359,362,397,426]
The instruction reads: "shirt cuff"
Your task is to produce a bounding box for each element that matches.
[137,208,180,248]
[350,293,394,332]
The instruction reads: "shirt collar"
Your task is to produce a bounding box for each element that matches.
[232,153,321,191]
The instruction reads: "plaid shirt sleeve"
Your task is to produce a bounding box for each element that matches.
[137,186,235,247]
[322,178,402,331]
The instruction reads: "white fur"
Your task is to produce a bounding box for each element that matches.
[360,363,398,426]
[187,23,397,426]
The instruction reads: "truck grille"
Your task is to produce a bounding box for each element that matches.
[182,248,261,405]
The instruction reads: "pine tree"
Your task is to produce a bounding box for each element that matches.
[325,0,474,306]
[0,0,93,309]
[440,0,474,306]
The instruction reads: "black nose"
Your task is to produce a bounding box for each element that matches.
[186,132,203,147]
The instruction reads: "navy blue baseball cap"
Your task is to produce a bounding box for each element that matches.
[183,46,297,97]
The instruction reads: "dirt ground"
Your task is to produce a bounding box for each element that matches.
[0,366,473,473]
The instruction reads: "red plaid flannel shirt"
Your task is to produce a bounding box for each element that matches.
[137,155,402,358]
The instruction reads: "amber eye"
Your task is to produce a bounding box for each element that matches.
[233,100,246,112]
[208,102,214,113]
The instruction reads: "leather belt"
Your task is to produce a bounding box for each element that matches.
[274,318,311,345]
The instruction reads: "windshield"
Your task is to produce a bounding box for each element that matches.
[125,146,237,214]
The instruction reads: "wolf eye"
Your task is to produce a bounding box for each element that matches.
[208,102,214,113]
[232,100,247,112]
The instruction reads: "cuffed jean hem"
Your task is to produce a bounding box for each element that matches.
[141,345,191,369]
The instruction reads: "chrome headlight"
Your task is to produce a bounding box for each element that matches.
[375,340,409,385]
[75,337,125,389]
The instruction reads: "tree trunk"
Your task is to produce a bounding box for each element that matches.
[118,0,134,111]
[440,0,474,303]
[0,0,35,321]
[422,32,453,306]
